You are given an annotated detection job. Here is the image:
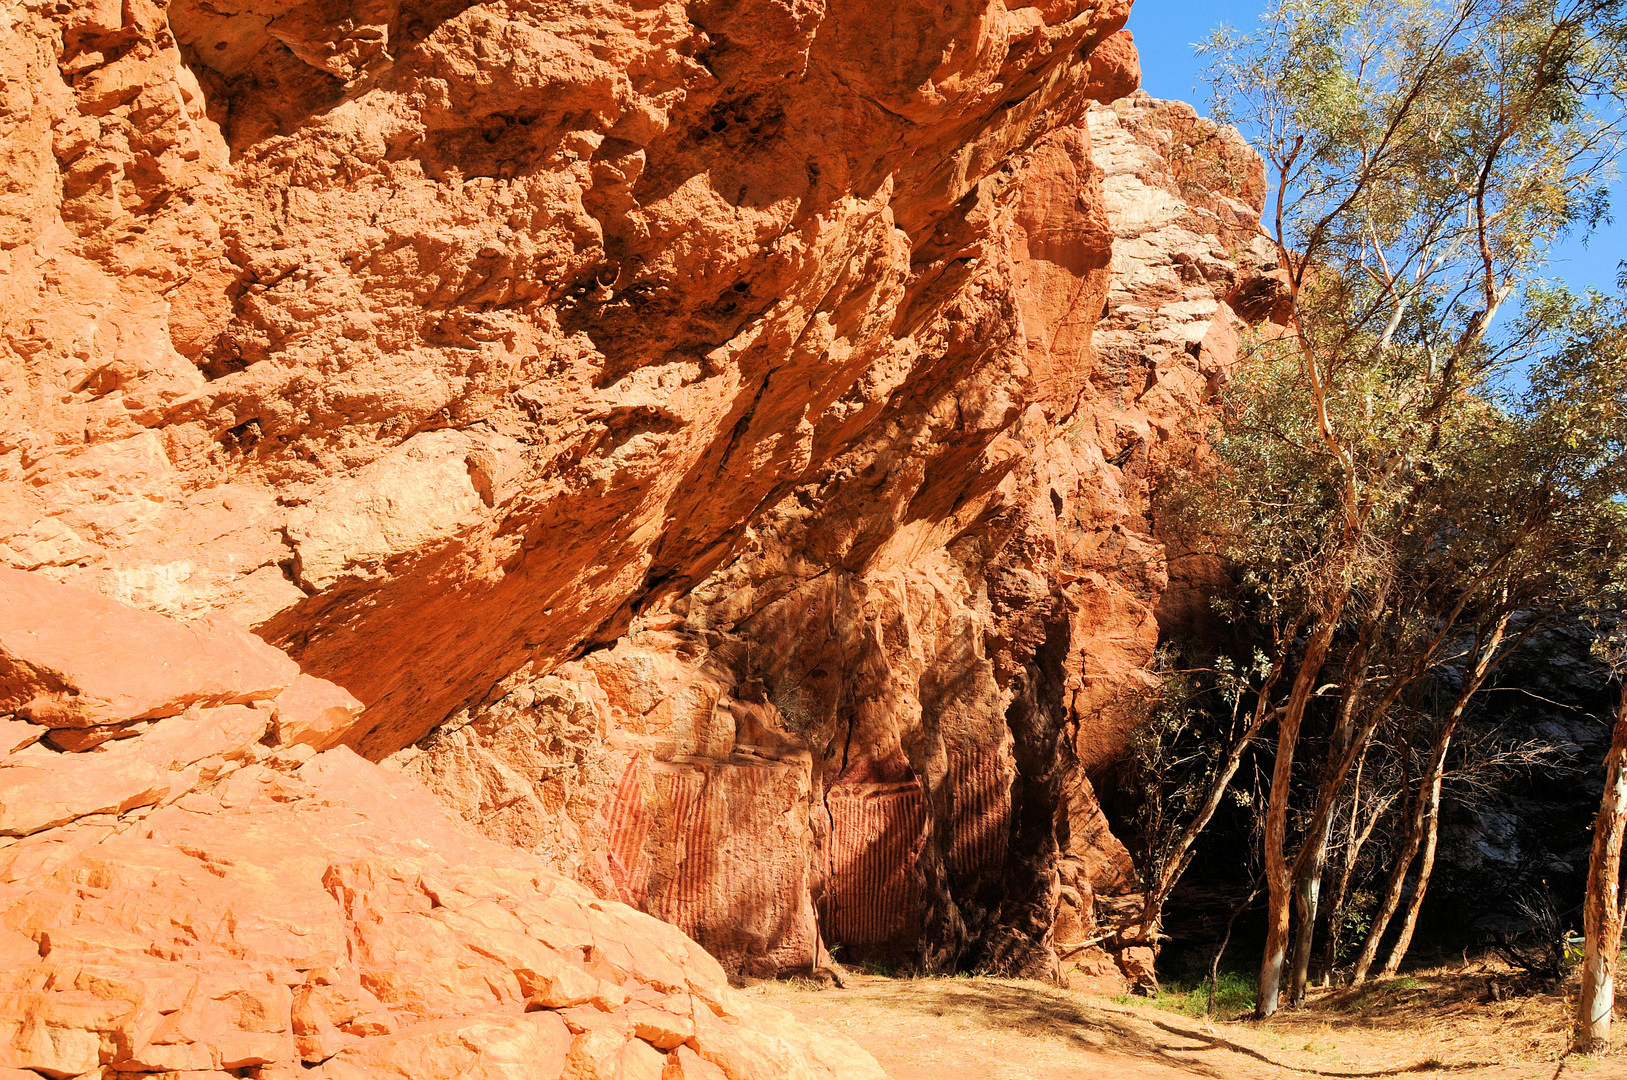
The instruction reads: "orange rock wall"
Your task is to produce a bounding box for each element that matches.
[388,90,1278,981]
[3,0,1278,990]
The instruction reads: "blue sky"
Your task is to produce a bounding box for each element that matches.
[1124,0,1627,297]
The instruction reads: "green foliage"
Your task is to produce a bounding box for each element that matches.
[1527,287,1627,464]
[1335,890,1378,965]
[1116,967,1260,1021]
[1522,287,1627,650]
[1126,647,1271,892]
[1178,0,1627,1011]
[1187,0,1627,573]
[1207,0,1627,317]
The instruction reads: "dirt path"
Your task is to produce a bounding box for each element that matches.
[747,975,1627,1080]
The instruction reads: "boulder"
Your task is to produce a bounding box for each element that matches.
[0,569,295,726]
[0,572,365,755]
[0,704,268,836]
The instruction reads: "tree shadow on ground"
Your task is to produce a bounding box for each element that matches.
[781,975,1541,1079]
[844,977,1232,1078]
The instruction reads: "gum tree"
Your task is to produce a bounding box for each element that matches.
[1521,290,1627,1051]
[1347,403,1626,986]
[1200,0,1627,1016]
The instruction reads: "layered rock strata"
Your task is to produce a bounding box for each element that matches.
[2,0,1279,992]
[0,571,883,1079]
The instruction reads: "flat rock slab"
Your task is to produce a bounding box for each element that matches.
[0,569,298,726]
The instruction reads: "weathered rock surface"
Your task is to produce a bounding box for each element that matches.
[0,578,883,1079]
[3,0,1279,996]
[0,567,296,728]
[389,90,1278,984]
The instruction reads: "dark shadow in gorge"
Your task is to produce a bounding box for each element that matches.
[962,614,1075,978]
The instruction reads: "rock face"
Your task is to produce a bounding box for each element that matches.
[388,91,1278,983]
[0,574,884,1079]
[2,0,1280,995]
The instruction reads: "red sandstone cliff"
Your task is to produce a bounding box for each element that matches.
[2,0,1281,1046]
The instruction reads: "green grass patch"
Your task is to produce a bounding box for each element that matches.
[1115,969,1258,1021]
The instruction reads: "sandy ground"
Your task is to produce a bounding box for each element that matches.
[747,973,1627,1080]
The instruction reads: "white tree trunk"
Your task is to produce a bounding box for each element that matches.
[1379,759,1443,978]
[1578,682,1627,1052]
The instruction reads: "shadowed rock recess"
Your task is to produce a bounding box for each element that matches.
[2,0,1285,1067]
